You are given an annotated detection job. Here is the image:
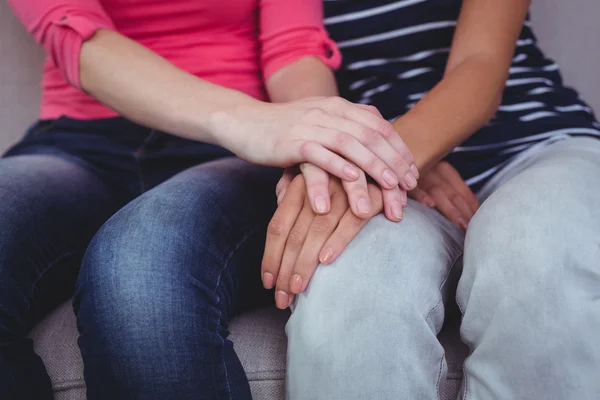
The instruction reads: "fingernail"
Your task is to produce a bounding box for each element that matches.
[425,198,435,208]
[382,169,398,187]
[290,275,303,294]
[405,172,417,189]
[263,273,275,289]
[457,218,468,231]
[315,196,328,214]
[319,247,333,264]
[392,201,403,220]
[343,165,360,180]
[410,164,420,179]
[357,198,371,215]
[276,291,289,309]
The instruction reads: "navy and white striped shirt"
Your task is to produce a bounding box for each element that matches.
[324,0,600,190]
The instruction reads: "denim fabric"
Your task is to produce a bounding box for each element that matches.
[287,137,600,400]
[0,117,279,400]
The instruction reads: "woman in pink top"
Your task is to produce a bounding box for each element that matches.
[2,1,418,399]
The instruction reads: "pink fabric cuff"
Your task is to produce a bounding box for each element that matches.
[29,8,114,89]
[261,27,342,81]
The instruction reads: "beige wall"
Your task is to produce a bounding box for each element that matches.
[531,0,600,113]
[0,2,44,149]
[1,0,599,151]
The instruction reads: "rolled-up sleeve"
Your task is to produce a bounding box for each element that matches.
[259,0,342,81]
[7,0,115,89]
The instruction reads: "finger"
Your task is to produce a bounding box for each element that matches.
[428,186,466,230]
[276,168,298,204]
[306,127,403,190]
[299,141,361,182]
[262,177,306,290]
[341,168,372,219]
[409,187,436,208]
[301,137,395,190]
[436,162,479,213]
[449,191,475,226]
[346,102,418,179]
[275,200,315,309]
[289,186,348,294]
[318,183,383,265]
[315,118,416,191]
[401,189,409,208]
[299,163,331,214]
[426,164,475,224]
[381,185,404,222]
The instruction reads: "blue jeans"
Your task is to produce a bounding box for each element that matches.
[0,117,279,400]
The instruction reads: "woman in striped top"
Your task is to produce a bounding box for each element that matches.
[268,1,600,399]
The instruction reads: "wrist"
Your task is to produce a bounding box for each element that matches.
[205,97,269,151]
[392,114,439,174]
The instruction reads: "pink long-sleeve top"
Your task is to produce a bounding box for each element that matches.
[7,0,341,120]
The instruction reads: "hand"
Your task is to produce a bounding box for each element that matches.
[216,97,419,192]
[277,164,405,221]
[409,161,479,230]
[262,174,385,309]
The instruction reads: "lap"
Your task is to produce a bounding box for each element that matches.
[465,137,600,264]
[291,202,463,329]
[459,137,600,313]
[77,157,280,317]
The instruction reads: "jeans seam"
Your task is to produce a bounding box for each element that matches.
[23,248,84,314]
[212,225,264,400]
[454,267,473,400]
[427,250,463,400]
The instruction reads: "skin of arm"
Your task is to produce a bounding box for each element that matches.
[79,30,417,191]
[79,29,259,146]
[266,56,339,102]
[393,0,531,173]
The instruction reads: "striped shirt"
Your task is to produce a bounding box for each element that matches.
[324,0,600,190]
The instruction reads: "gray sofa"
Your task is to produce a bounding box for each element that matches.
[1,1,599,399]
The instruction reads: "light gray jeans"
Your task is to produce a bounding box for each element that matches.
[286,137,600,400]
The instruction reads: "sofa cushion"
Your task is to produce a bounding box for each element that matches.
[28,300,468,400]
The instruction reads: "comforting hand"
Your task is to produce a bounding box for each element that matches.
[277,162,406,221]
[262,173,386,309]
[217,97,419,192]
[409,161,479,230]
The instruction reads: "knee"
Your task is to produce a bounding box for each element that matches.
[461,165,600,311]
[309,205,459,298]
[75,189,223,342]
[288,207,458,346]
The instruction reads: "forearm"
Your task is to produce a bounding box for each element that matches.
[393,55,505,172]
[80,29,262,145]
[265,56,339,102]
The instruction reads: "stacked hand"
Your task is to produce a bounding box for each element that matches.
[263,161,479,310]
[218,96,418,216]
[262,171,387,309]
